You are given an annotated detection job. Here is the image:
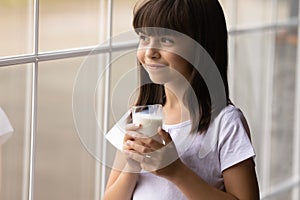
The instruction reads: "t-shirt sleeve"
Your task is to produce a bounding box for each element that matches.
[105,111,130,151]
[218,108,255,172]
[0,107,14,145]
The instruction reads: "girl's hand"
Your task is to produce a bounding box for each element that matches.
[125,127,182,178]
[122,123,143,173]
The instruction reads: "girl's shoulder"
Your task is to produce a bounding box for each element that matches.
[215,104,247,125]
[210,104,251,143]
[197,104,253,162]
[207,104,251,142]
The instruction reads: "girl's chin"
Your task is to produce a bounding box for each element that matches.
[149,77,166,85]
[148,71,186,86]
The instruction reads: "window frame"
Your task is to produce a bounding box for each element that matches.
[0,0,299,199]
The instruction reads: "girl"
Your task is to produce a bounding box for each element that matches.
[104,0,260,199]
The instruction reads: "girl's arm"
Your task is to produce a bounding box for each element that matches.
[103,151,139,200]
[165,158,259,200]
[104,124,144,200]
[125,129,260,200]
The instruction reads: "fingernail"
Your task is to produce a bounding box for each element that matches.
[126,140,133,145]
[134,123,140,127]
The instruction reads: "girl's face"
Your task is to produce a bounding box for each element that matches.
[137,32,193,85]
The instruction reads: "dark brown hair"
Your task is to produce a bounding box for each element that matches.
[132,0,230,133]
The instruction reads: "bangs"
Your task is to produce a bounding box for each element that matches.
[133,0,192,36]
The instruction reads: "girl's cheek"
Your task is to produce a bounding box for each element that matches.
[137,50,145,63]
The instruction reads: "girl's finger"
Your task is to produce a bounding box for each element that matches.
[125,123,141,131]
[124,150,150,163]
[136,135,164,150]
[124,131,149,143]
[134,128,170,150]
[157,127,172,144]
[126,140,152,154]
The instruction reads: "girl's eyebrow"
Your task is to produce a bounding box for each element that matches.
[138,32,148,36]
[137,30,145,34]
[137,31,151,37]
[138,31,177,38]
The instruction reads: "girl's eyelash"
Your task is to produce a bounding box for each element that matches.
[138,34,175,44]
[161,37,174,43]
[139,34,149,41]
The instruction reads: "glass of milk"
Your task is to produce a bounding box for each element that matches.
[131,104,163,137]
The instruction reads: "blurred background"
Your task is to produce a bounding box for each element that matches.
[0,0,300,199]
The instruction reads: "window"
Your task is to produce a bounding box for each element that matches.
[0,0,299,199]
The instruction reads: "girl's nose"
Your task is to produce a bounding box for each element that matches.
[145,45,160,59]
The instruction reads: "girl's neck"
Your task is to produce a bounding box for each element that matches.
[163,87,190,125]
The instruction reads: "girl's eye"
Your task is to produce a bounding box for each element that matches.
[139,34,150,43]
[161,37,174,45]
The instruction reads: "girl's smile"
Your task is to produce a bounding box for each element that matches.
[144,63,168,71]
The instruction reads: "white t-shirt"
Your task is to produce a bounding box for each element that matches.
[106,105,256,200]
[0,107,13,145]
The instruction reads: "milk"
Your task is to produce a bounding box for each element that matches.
[132,112,162,137]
